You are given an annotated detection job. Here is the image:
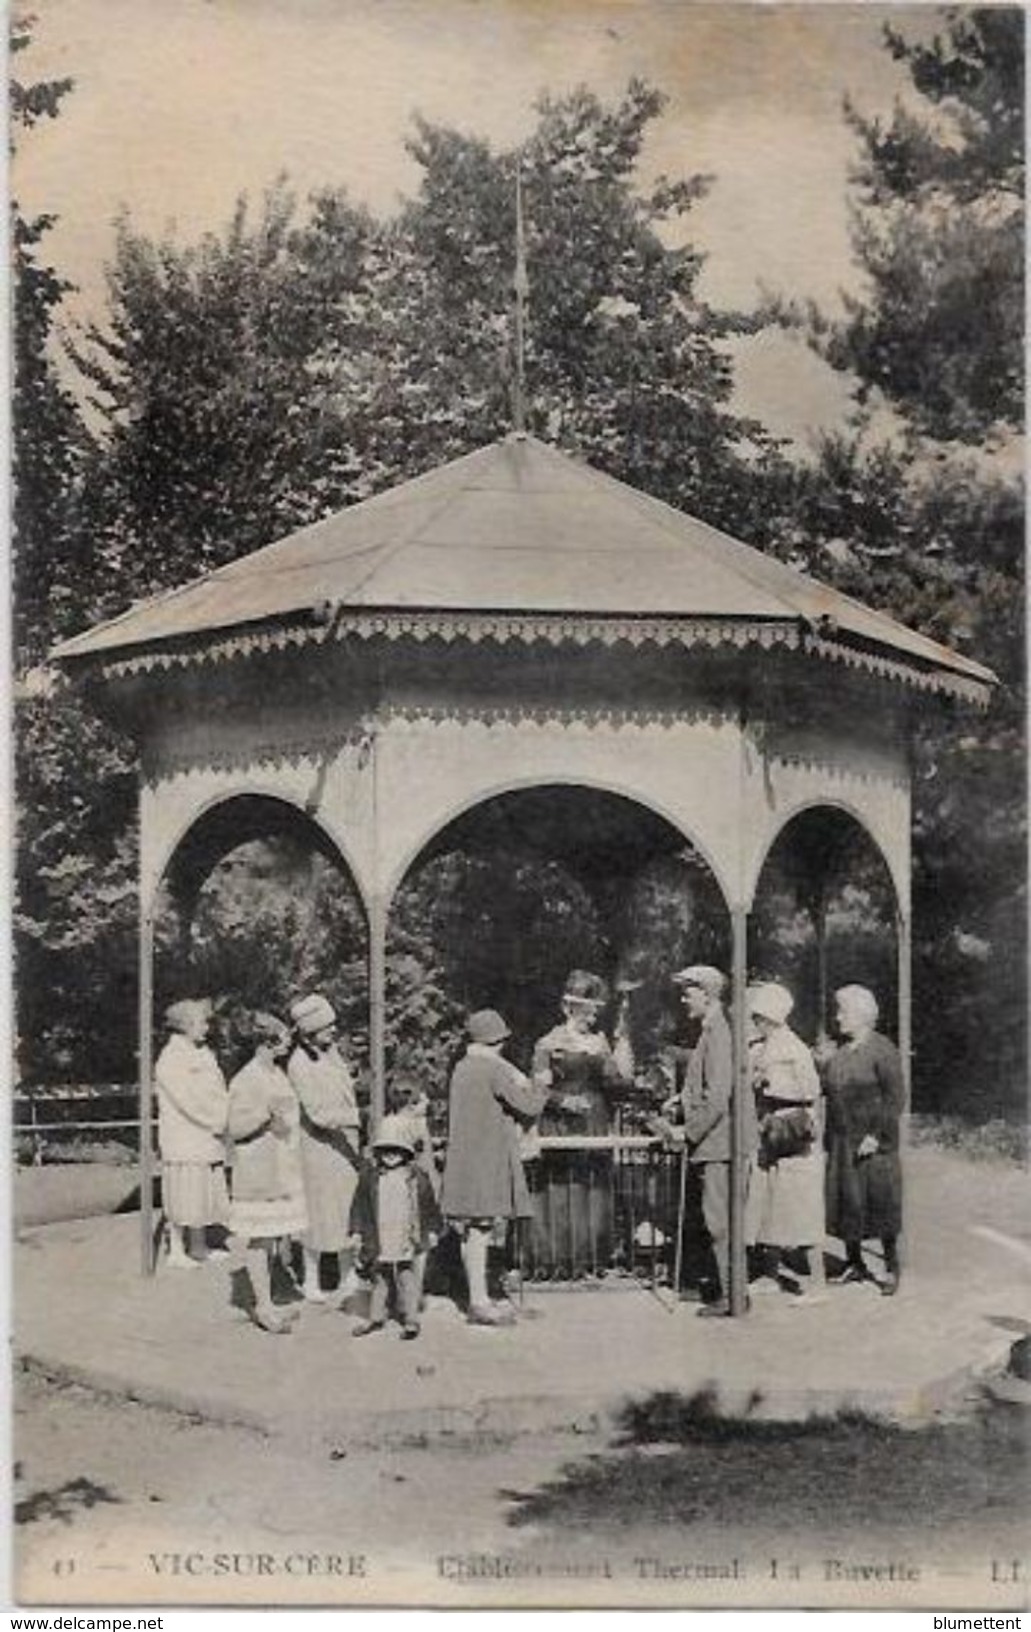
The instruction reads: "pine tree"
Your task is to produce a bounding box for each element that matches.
[813,7,1024,443]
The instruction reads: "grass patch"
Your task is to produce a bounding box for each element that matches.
[15,1136,137,1167]
[502,1393,1029,1534]
[909,1115,1027,1165]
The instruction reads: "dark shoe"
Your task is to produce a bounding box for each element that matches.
[880,1272,900,1297]
[352,1319,384,1338]
[400,1323,421,1341]
[697,1297,751,1317]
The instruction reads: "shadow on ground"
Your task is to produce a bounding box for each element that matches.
[15,1476,122,1528]
[500,1384,1030,1535]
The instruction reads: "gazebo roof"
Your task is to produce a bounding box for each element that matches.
[53,433,994,700]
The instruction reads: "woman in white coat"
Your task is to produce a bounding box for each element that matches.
[155,998,229,1268]
[227,1011,308,1333]
[747,982,825,1304]
[287,992,362,1304]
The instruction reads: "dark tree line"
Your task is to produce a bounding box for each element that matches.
[13,10,1025,1119]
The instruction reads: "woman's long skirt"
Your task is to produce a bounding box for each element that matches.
[299,1133,358,1253]
[749,1149,825,1248]
[525,1152,615,1278]
[163,1161,229,1228]
[826,1141,902,1241]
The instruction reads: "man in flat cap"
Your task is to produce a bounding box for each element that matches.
[667,965,754,1316]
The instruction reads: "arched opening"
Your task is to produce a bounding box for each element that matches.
[388,783,730,1079]
[751,805,900,1046]
[387,782,732,1285]
[153,795,369,1079]
[135,794,370,1273]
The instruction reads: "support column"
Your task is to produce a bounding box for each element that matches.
[729,904,749,1316]
[897,906,912,1130]
[813,884,829,1040]
[368,892,387,1132]
[139,893,156,1276]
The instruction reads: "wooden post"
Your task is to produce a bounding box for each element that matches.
[813,884,828,1038]
[897,905,912,1132]
[729,904,749,1315]
[368,893,387,1132]
[139,893,156,1276]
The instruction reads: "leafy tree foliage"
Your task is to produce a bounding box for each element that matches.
[70,185,378,609]
[15,685,138,1083]
[10,21,140,1089]
[809,7,1024,442]
[10,16,88,665]
[68,79,781,616]
[358,80,774,526]
[751,421,1025,1115]
[778,6,1026,1117]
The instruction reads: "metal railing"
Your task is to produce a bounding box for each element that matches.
[520,1134,686,1289]
[14,1087,140,1165]
[14,1104,695,1293]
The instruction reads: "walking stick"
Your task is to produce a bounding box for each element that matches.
[671,1142,689,1311]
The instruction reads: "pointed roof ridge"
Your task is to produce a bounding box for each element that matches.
[529,437,987,678]
[51,432,995,692]
[65,437,511,645]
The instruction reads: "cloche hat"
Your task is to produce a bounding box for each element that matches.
[164,997,212,1034]
[749,982,795,1025]
[290,993,337,1035]
[467,1008,511,1045]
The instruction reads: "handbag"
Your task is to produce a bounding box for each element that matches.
[758,1104,814,1168]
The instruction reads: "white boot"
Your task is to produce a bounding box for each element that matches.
[337,1250,362,1302]
[302,1247,326,1303]
[463,1228,513,1325]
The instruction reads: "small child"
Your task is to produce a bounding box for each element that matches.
[386,1077,440,1194]
[386,1077,441,1310]
[349,1114,442,1340]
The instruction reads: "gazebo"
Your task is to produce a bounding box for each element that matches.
[54,432,994,1308]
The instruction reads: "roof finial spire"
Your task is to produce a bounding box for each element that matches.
[512,155,529,438]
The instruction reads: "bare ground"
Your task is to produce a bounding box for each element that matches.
[13,1366,1030,1610]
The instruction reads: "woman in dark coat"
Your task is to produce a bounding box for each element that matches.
[441,1009,547,1326]
[823,984,904,1295]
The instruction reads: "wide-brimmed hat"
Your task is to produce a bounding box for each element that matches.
[290,993,337,1035]
[672,964,726,998]
[562,969,608,1007]
[372,1114,415,1156]
[467,1008,510,1045]
[749,982,794,1025]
